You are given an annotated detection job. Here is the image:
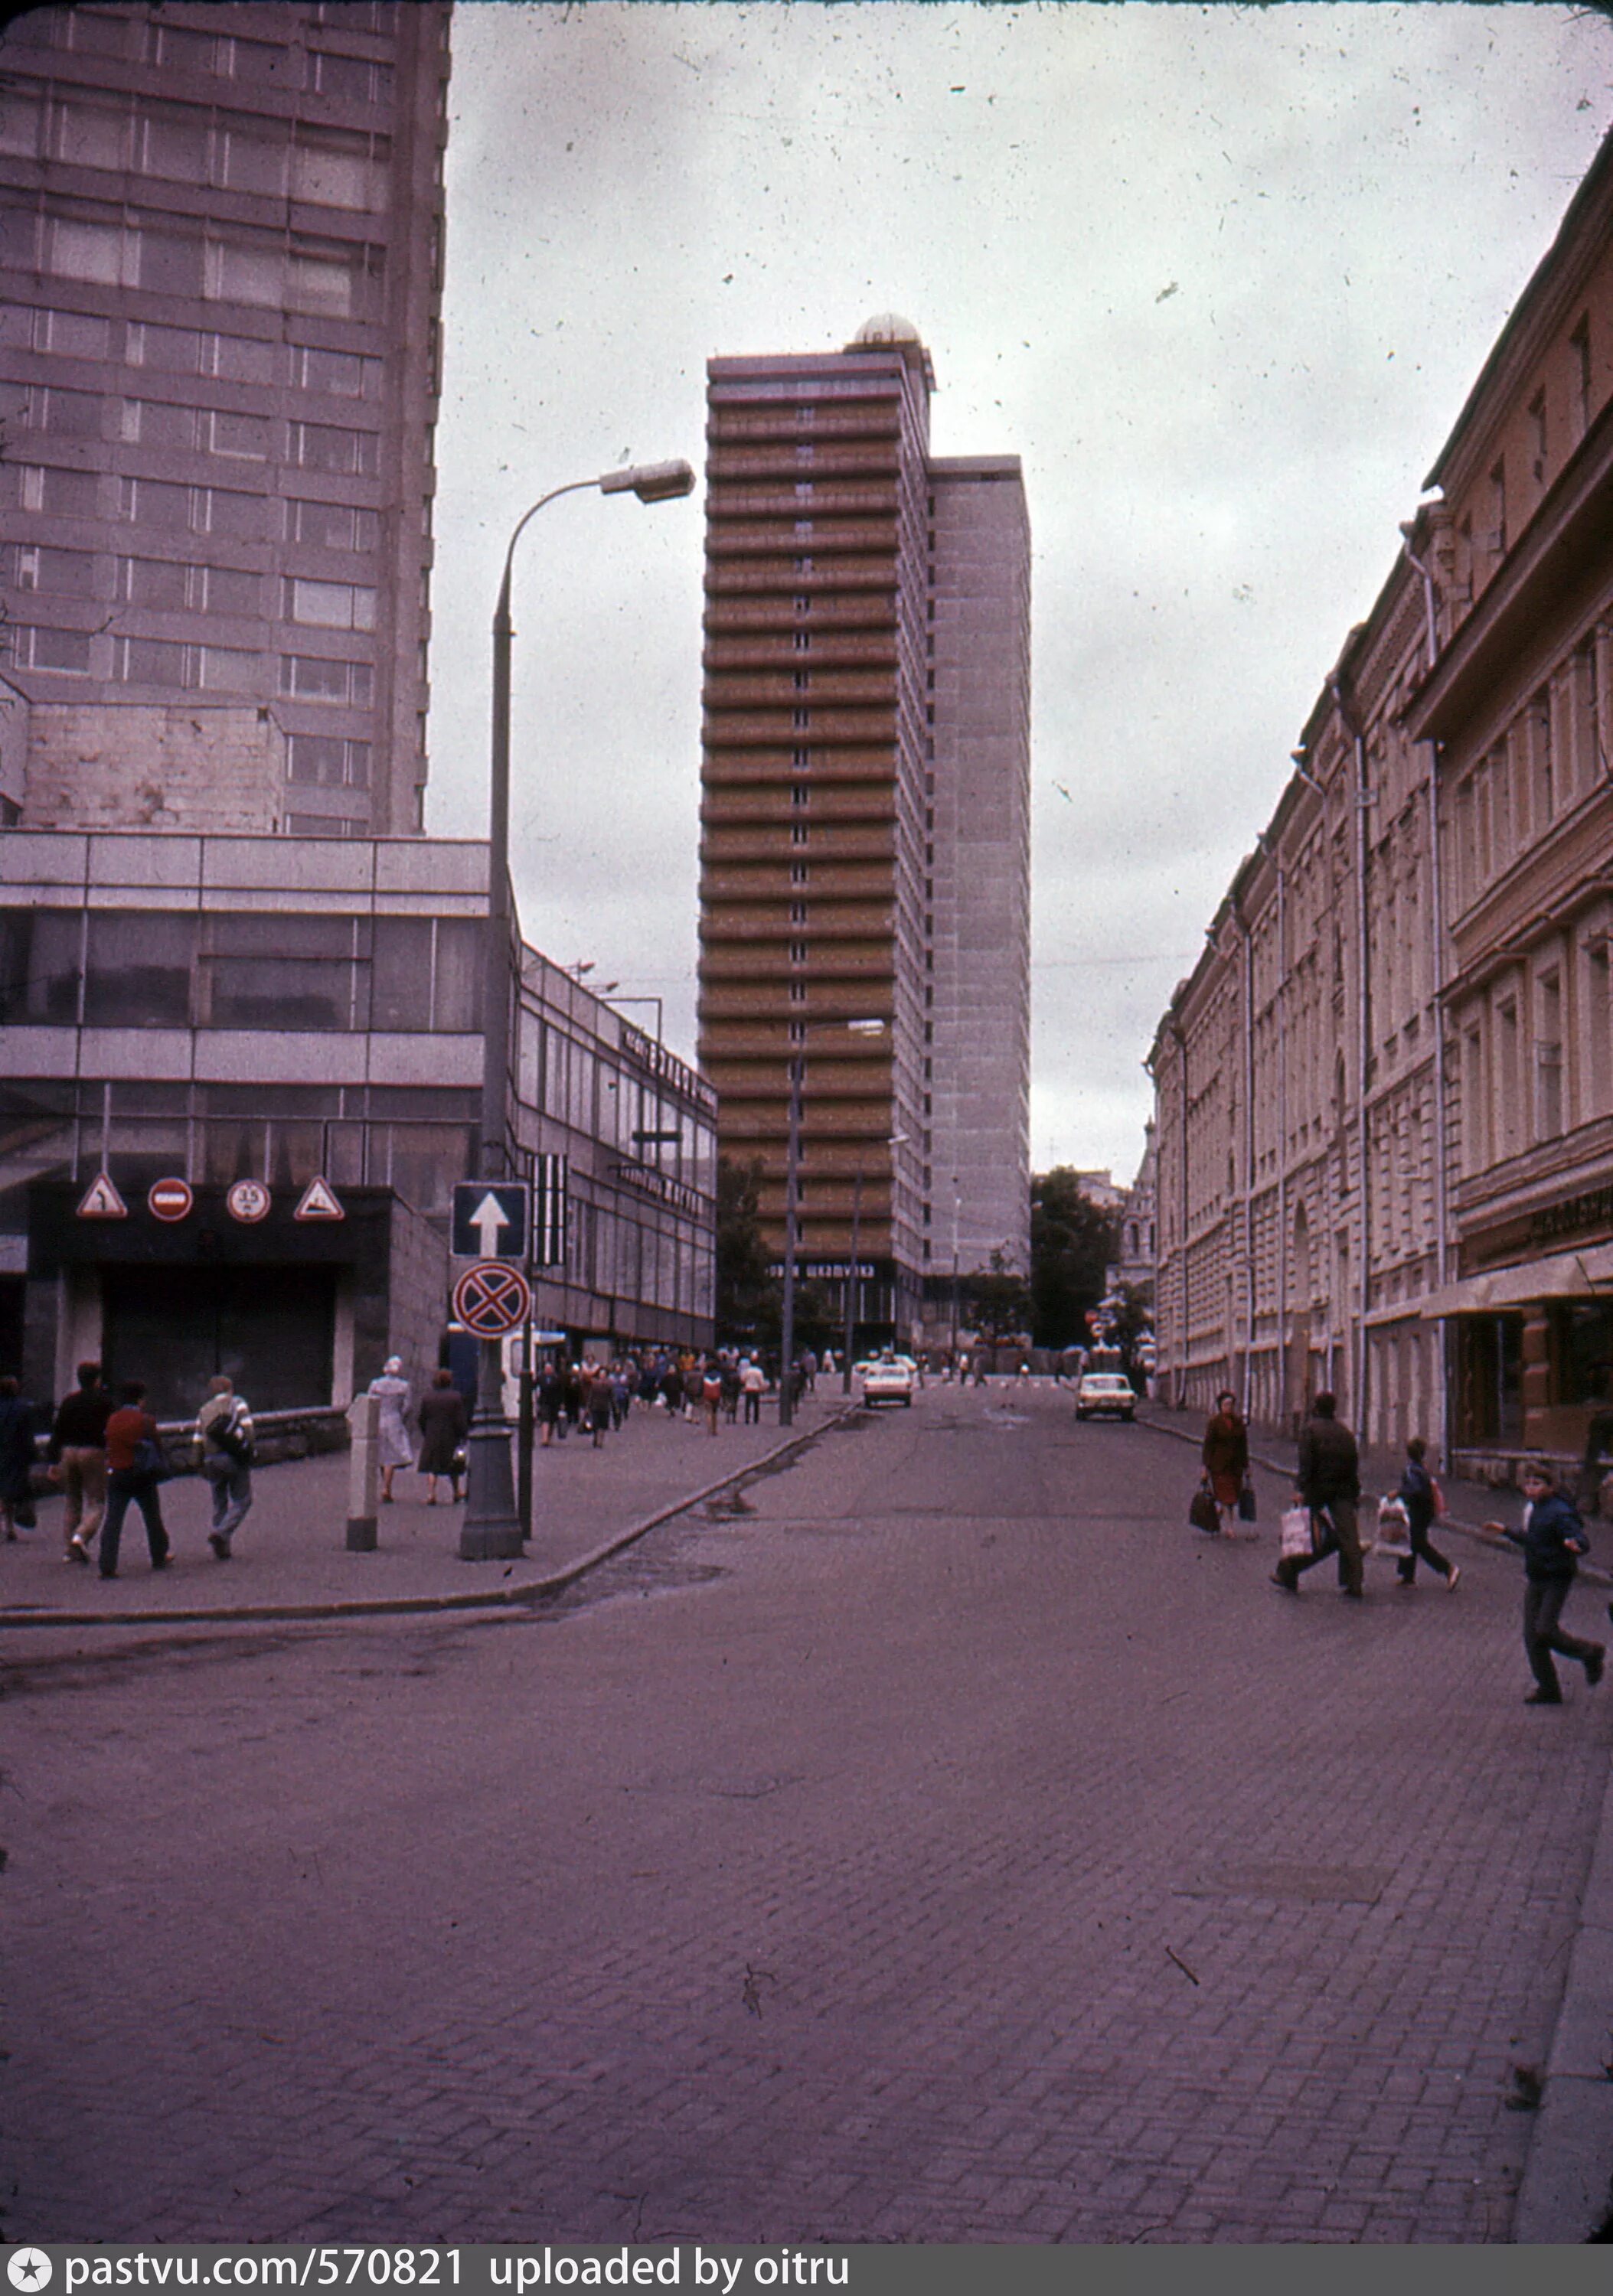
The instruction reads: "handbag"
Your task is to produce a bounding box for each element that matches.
[1279,1504,1316,1561]
[1188,1482,1220,1534]
[1236,1482,1258,1523]
[132,1436,172,1484]
[1430,1477,1447,1519]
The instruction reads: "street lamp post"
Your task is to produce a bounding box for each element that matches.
[778,1016,885,1429]
[841,1130,908,1394]
[461,458,695,1562]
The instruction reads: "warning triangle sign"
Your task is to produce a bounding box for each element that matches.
[77,1172,128,1219]
[294,1176,344,1221]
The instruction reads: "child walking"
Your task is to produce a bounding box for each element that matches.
[1487,1464,1605,1705]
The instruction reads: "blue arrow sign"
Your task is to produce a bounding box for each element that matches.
[451,1179,529,1261]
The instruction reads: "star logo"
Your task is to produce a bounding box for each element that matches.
[8,2254,52,2293]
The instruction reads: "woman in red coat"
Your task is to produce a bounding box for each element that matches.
[1201,1391,1249,1536]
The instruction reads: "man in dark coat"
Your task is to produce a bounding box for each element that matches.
[1488,1464,1605,1705]
[1271,1391,1364,1599]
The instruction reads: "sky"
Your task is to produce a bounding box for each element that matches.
[425,0,1613,1186]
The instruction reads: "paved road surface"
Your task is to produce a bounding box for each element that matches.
[5,1386,1610,2242]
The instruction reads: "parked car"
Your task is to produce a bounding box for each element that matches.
[857,1353,916,1407]
[1074,1372,1135,1422]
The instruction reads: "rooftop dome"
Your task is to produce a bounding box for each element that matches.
[851,313,923,346]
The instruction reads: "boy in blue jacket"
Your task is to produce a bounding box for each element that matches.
[1487,1465,1605,1706]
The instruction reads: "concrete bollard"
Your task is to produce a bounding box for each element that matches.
[345,1391,379,1551]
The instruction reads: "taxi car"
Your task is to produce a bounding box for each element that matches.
[1073,1371,1136,1422]
[857,1353,917,1407]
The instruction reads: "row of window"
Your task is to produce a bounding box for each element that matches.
[5,305,384,398]
[14,466,381,552]
[1450,638,1604,913]
[6,213,384,321]
[5,625,375,703]
[5,552,377,632]
[11,388,382,475]
[9,12,396,109]
[1,86,395,207]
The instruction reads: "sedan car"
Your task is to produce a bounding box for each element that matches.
[1074,1372,1136,1422]
[857,1353,916,1407]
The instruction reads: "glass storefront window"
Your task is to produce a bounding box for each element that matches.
[1455,1314,1523,1446]
[0,908,82,1024]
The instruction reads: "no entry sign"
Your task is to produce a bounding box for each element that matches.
[452,1258,532,1339]
[147,1176,194,1223]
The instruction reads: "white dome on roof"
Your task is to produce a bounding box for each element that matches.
[851,314,923,345]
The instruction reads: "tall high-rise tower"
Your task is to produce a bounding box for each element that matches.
[698,318,1030,1349]
[0,0,449,837]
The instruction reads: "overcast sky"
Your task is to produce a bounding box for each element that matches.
[426,0,1613,1186]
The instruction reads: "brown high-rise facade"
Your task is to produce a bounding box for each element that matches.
[699,319,1030,1349]
[0,0,449,837]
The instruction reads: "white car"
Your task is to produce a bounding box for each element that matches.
[857,1354,916,1407]
[1074,1372,1135,1422]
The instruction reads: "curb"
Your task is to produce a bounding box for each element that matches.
[0,1410,855,1635]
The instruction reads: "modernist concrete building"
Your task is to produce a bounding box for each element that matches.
[0,0,449,837]
[697,318,1030,1350]
[1148,125,1613,1479]
[0,831,717,1415]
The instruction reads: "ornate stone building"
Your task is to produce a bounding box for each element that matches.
[1150,126,1613,1474]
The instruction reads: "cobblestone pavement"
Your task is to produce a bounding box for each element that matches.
[5,1384,1610,2243]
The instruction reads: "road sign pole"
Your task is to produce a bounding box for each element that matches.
[459,1334,522,1561]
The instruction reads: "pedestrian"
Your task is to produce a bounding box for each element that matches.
[801,1348,818,1395]
[740,1356,765,1425]
[1200,1389,1249,1536]
[610,1365,630,1432]
[702,1362,722,1436]
[586,1363,612,1450]
[562,1359,585,1438]
[537,1361,564,1447]
[368,1355,413,1502]
[720,1357,741,1424]
[416,1368,469,1503]
[1487,1464,1605,1705]
[683,1362,704,1424]
[0,1373,40,1541]
[1395,1437,1459,1590]
[1270,1391,1363,1599]
[195,1373,254,1559]
[47,1358,114,1564]
[99,1379,170,1580]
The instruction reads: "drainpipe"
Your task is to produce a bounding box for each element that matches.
[1236,890,1256,1420]
[1330,676,1373,1440]
[1275,855,1288,1422]
[1401,525,1451,1469]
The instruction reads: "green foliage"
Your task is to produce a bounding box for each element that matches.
[959,1248,1033,1344]
[1030,1168,1120,1349]
[714,1156,779,1346]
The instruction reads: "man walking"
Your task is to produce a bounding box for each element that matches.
[196,1374,254,1559]
[1272,1391,1364,1600]
[47,1359,114,1564]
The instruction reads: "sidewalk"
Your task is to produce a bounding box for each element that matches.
[0,1390,852,1632]
[1144,1397,1613,2243]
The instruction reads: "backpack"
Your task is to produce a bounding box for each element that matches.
[212,1411,253,1466]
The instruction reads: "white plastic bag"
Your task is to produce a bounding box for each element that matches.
[1374,1495,1412,1557]
[1279,1505,1316,1561]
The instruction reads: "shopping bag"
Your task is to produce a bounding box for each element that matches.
[1236,1482,1258,1524]
[1374,1496,1412,1557]
[1279,1505,1316,1561]
[1188,1482,1220,1534]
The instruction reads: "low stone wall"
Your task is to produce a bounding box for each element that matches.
[150,1405,351,1476]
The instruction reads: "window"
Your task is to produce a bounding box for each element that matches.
[1528,688,1553,833]
[208,333,276,385]
[790,785,809,808]
[1586,941,1613,1117]
[792,747,810,768]
[202,565,260,617]
[117,556,188,610]
[8,625,92,673]
[793,631,811,652]
[204,912,363,1032]
[307,51,394,105]
[6,544,95,597]
[790,863,809,885]
[138,106,208,181]
[291,126,386,210]
[1572,638,1602,787]
[54,95,129,171]
[288,734,371,789]
[0,83,42,158]
[287,249,360,317]
[47,218,124,285]
[1528,388,1548,482]
[126,322,200,373]
[84,911,195,1026]
[33,308,110,359]
[20,465,98,519]
[138,230,206,297]
[793,670,810,690]
[789,942,808,966]
[0,910,82,1024]
[1536,971,1564,1140]
[289,499,380,553]
[280,654,374,705]
[1487,458,1507,557]
[789,904,807,925]
[115,636,187,686]
[198,646,258,691]
[294,346,376,398]
[789,981,807,1003]
[209,240,283,307]
[790,823,809,846]
[207,411,270,461]
[217,119,288,195]
[203,489,266,540]
[792,708,810,729]
[1570,316,1592,443]
[292,422,378,477]
[286,577,376,630]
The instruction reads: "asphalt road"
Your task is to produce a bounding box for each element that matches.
[5,1384,1611,2243]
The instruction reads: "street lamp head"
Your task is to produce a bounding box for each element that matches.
[844,1017,887,1035]
[599,459,697,504]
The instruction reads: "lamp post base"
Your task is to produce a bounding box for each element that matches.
[459,1337,523,1561]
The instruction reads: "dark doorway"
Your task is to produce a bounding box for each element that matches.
[0,1275,24,1379]
[101,1264,336,1420]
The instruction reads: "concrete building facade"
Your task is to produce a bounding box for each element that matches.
[1148,126,1613,1480]
[0,0,449,837]
[0,831,717,1417]
[697,318,1030,1352]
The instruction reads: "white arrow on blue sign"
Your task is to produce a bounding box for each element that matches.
[451,1179,530,1261]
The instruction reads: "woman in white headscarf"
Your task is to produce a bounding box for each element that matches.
[368,1355,413,1501]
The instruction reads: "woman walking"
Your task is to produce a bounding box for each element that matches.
[1200,1390,1249,1536]
[416,1368,469,1504]
[368,1355,413,1502]
[0,1375,39,1541]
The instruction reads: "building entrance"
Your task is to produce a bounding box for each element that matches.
[101,1264,336,1421]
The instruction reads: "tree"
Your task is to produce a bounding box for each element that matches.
[713,1156,779,1346]
[1030,1168,1119,1349]
[959,1248,1033,1345]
